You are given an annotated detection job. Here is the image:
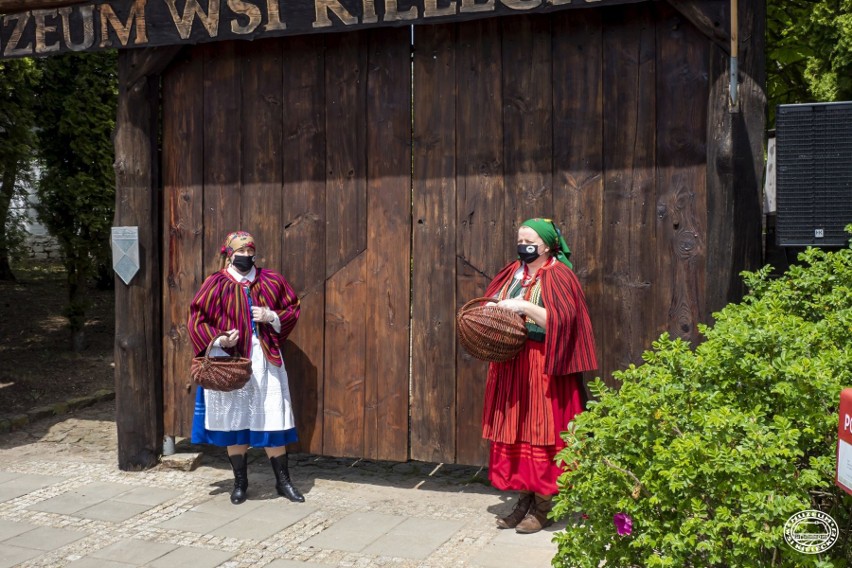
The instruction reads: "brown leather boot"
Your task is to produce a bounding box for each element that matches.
[515,494,554,534]
[496,491,534,529]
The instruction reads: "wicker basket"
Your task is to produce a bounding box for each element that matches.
[190,334,253,392]
[456,297,527,362]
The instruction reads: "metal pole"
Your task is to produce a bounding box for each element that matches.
[730,0,739,108]
[163,435,176,456]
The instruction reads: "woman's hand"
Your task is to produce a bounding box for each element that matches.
[219,329,239,348]
[497,299,548,327]
[251,306,275,324]
[496,299,527,315]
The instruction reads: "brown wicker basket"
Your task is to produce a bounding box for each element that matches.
[190,334,253,392]
[456,297,527,362]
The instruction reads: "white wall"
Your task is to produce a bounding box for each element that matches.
[8,168,61,261]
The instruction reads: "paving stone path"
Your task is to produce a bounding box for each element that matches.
[0,401,563,567]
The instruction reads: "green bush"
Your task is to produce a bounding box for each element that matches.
[553,238,852,567]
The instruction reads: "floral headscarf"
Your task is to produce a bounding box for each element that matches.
[219,231,255,268]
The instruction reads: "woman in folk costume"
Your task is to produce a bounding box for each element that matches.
[188,231,305,505]
[484,218,597,534]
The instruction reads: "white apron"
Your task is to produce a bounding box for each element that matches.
[204,333,295,432]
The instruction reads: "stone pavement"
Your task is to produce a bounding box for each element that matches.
[0,401,566,567]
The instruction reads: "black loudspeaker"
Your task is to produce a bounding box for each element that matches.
[775,101,852,246]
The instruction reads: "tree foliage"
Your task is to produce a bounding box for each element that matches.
[553,235,852,567]
[767,0,852,126]
[34,51,117,349]
[0,59,40,281]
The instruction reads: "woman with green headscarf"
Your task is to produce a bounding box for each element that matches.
[481,218,597,534]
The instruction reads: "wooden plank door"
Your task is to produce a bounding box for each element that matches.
[162,5,734,467]
[162,47,204,437]
[412,5,712,464]
[162,30,411,462]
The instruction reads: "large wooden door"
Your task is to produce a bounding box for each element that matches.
[163,4,761,466]
[163,29,412,462]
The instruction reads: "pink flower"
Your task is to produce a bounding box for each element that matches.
[613,513,633,536]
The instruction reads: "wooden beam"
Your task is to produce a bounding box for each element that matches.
[705,0,764,315]
[365,27,411,462]
[124,46,183,86]
[411,23,457,464]
[454,16,503,467]
[114,48,168,470]
[161,47,204,439]
[664,0,731,55]
[0,0,77,13]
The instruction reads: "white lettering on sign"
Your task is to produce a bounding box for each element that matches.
[58,6,96,52]
[164,0,221,40]
[3,12,33,57]
[0,0,632,60]
[99,0,148,48]
[839,438,852,491]
[844,413,852,434]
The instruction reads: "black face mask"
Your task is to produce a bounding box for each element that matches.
[517,244,540,264]
[231,255,255,272]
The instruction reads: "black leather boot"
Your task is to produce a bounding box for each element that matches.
[228,453,248,505]
[269,454,305,502]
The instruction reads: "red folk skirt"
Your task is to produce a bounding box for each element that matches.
[482,340,584,496]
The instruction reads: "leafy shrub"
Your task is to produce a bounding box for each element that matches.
[553,238,852,567]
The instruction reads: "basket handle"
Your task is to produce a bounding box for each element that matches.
[204,332,231,359]
[459,297,525,321]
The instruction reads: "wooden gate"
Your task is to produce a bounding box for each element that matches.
[163,4,764,467]
[162,28,413,462]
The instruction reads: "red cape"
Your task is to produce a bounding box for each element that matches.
[486,260,597,376]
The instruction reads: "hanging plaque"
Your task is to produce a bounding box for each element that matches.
[111,226,140,285]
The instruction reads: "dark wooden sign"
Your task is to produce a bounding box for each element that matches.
[0,0,644,58]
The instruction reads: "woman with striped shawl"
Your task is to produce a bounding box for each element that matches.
[483,218,597,533]
[188,231,304,505]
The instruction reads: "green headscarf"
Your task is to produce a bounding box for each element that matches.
[520,218,573,269]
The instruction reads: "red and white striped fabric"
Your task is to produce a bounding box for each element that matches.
[482,260,597,495]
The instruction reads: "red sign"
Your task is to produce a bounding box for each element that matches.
[836,388,852,495]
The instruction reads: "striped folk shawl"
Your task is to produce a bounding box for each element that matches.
[486,260,597,375]
[188,268,300,367]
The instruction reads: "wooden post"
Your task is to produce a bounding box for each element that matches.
[113,48,177,470]
[705,0,764,315]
